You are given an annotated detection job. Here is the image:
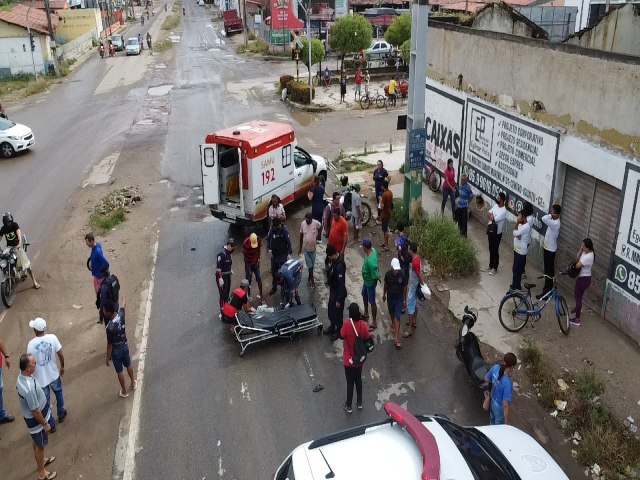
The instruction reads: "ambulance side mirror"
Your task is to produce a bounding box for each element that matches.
[311,159,317,172]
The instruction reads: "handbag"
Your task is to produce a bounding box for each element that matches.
[567,262,580,278]
[350,319,368,365]
[487,221,498,235]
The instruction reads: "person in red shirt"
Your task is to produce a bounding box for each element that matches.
[242,233,263,300]
[339,303,371,413]
[354,68,363,101]
[328,209,348,254]
[441,158,456,217]
[221,279,254,331]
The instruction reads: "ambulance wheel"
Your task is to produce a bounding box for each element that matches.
[317,325,323,334]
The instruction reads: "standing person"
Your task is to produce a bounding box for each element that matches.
[216,239,235,309]
[97,265,120,325]
[484,352,518,425]
[364,69,370,95]
[0,336,15,425]
[267,219,292,295]
[373,161,389,222]
[387,76,397,107]
[537,204,562,299]
[328,209,348,255]
[268,195,286,230]
[323,192,345,239]
[299,212,322,290]
[339,303,371,413]
[383,258,407,349]
[307,176,325,242]
[104,297,137,398]
[361,238,380,331]
[483,192,507,276]
[242,233,263,300]
[16,354,57,480]
[405,242,426,338]
[509,211,531,291]
[1,213,40,289]
[521,202,534,278]
[379,181,393,252]
[350,184,363,243]
[395,224,411,306]
[325,244,347,340]
[26,318,66,431]
[339,70,347,103]
[455,174,474,237]
[354,68,362,101]
[441,159,456,217]
[570,238,594,326]
[85,233,109,307]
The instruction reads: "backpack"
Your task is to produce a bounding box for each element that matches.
[398,237,411,265]
[350,319,368,365]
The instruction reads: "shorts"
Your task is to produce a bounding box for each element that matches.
[381,219,390,233]
[355,84,361,94]
[111,345,131,373]
[93,276,103,294]
[303,251,316,269]
[31,429,49,448]
[387,298,402,320]
[361,283,376,305]
[352,215,362,230]
[16,248,31,271]
[244,263,262,284]
[407,289,417,315]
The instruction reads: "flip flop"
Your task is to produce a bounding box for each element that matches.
[368,324,377,332]
[44,457,56,467]
[402,330,413,338]
[118,390,129,398]
[34,283,41,290]
[38,472,57,480]
[394,342,402,349]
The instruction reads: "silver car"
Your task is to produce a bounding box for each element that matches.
[125,37,141,56]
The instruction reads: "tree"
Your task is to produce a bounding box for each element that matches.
[385,13,411,47]
[328,14,372,67]
[300,37,325,74]
[400,39,410,65]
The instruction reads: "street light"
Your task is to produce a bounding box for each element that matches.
[26,0,38,80]
[298,1,312,103]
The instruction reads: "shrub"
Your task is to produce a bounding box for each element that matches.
[390,198,411,230]
[59,58,76,77]
[287,80,315,104]
[25,78,47,96]
[162,14,180,30]
[154,39,173,52]
[279,74,294,89]
[342,58,368,70]
[408,216,476,277]
[90,207,126,234]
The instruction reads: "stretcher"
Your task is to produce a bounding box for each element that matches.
[233,303,321,356]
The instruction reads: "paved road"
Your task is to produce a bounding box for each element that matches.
[134,4,485,479]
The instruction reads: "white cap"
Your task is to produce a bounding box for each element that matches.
[391,258,401,270]
[29,317,47,332]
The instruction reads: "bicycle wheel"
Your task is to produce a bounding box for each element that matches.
[556,295,570,335]
[385,97,391,111]
[428,169,441,193]
[359,96,371,110]
[312,76,320,87]
[375,95,385,109]
[499,292,530,332]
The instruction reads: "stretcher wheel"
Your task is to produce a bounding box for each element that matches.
[316,325,323,334]
[239,349,246,357]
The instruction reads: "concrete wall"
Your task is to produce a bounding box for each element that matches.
[57,8,101,40]
[565,4,640,57]
[426,21,640,156]
[471,6,537,38]
[58,28,94,61]
[0,23,49,75]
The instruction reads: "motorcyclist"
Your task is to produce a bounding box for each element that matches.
[99,44,105,58]
[0,213,40,289]
[138,33,144,50]
[146,32,152,49]
[108,41,115,56]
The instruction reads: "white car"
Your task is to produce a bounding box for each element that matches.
[366,40,392,58]
[0,118,35,158]
[125,37,141,55]
[274,402,569,480]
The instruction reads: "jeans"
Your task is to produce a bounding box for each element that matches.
[511,253,527,290]
[344,366,363,407]
[441,188,455,216]
[456,207,468,237]
[489,399,505,425]
[542,249,556,294]
[42,377,65,427]
[488,233,502,270]
[0,367,7,420]
[573,276,592,319]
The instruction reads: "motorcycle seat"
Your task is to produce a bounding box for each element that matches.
[524,283,536,290]
[471,357,489,381]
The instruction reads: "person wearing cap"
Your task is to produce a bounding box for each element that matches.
[351,184,363,243]
[243,233,263,300]
[216,239,235,309]
[267,219,292,295]
[383,258,407,349]
[323,192,345,239]
[328,208,348,255]
[221,279,254,325]
[325,244,347,339]
[361,238,380,331]
[299,212,322,290]
[26,318,66,430]
[0,335,15,425]
[104,296,137,398]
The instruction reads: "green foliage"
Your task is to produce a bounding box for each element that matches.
[286,81,314,104]
[400,39,410,64]
[25,78,48,96]
[329,14,372,57]
[390,199,411,230]
[90,207,126,234]
[154,39,174,52]
[385,13,411,47]
[342,57,368,70]
[162,14,180,30]
[58,58,76,77]
[408,216,476,277]
[299,37,325,71]
[237,38,269,54]
[54,35,69,45]
[248,31,256,40]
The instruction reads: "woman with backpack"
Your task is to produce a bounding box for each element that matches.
[340,303,371,414]
[484,352,517,425]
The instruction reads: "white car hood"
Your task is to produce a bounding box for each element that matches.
[477,425,569,479]
[310,154,327,169]
[5,123,32,137]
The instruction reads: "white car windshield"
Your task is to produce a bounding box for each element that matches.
[127,39,138,45]
[0,118,16,130]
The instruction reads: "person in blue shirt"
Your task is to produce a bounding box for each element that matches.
[455,174,474,237]
[86,233,109,322]
[484,352,518,425]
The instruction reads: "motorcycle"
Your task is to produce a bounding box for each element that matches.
[0,235,29,308]
[109,44,115,57]
[99,45,105,58]
[455,306,490,391]
[147,37,152,49]
[324,175,372,226]
[422,161,441,193]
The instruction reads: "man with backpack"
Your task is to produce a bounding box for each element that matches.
[97,266,120,326]
[395,224,412,309]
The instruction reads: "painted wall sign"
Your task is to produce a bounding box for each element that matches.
[408,128,427,171]
[463,98,559,231]
[334,0,348,18]
[271,0,303,29]
[610,162,640,300]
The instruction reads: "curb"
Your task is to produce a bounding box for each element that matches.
[286,99,334,113]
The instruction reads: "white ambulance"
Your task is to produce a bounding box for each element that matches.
[200,121,328,227]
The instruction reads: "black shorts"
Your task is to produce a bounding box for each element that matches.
[31,429,48,448]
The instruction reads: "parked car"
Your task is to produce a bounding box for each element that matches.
[0,117,35,158]
[125,37,141,56]
[366,39,392,58]
[110,35,124,51]
[274,402,569,480]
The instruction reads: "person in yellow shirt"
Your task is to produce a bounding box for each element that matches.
[388,77,397,106]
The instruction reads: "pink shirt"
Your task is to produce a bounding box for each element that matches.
[340,319,371,367]
[444,167,456,190]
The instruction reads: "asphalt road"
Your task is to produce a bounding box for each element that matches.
[134,4,486,479]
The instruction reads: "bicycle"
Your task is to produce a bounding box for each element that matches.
[422,162,441,193]
[498,275,570,335]
[384,92,405,111]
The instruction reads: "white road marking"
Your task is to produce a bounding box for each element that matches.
[122,236,159,480]
[0,309,8,326]
[240,381,251,401]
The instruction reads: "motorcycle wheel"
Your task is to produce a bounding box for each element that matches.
[1,277,16,308]
[455,346,463,362]
[360,201,372,226]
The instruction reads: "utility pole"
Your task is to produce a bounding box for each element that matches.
[26,0,38,80]
[43,0,59,76]
[403,0,429,221]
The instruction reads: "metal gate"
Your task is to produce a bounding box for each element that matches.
[557,166,621,307]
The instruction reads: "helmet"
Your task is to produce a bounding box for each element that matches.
[2,212,12,227]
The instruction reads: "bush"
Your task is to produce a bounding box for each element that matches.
[162,14,180,30]
[59,58,76,77]
[154,39,173,52]
[408,216,476,277]
[279,74,294,89]
[287,80,315,104]
[90,207,126,234]
[25,78,47,96]
[390,198,411,230]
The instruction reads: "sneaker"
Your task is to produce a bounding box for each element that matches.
[343,403,353,414]
[58,410,67,423]
[488,269,496,276]
[255,295,261,300]
[480,267,490,272]
[357,404,363,411]
[322,326,335,335]
[569,312,576,320]
[0,415,15,424]
[570,319,581,326]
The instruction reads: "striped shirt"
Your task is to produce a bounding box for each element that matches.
[243,237,261,266]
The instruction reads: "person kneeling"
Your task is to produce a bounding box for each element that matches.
[220,279,254,332]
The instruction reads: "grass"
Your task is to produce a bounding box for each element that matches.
[236,38,269,55]
[390,199,410,230]
[89,207,126,234]
[162,13,180,30]
[172,3,181,13]
[154,39,174,52]
[408,216,476,277]
[24,78,48,96]
[58,58,76,77]
[520,338,640,476]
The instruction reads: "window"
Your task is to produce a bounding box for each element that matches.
[294,150,308,168]
[202,147,215,168]
[282,145,292,168]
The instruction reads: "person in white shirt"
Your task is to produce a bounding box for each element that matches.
[26,318,66,431]
[571,238,595,326]
[483,192,507,276]
[537,204,561,299]
[510,210,531,291]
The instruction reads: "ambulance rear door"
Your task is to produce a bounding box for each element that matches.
[200,143,220,206]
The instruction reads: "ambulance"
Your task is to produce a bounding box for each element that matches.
[200,121,328,227]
